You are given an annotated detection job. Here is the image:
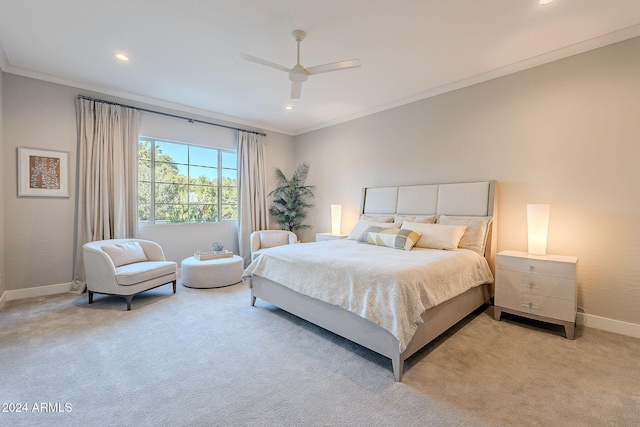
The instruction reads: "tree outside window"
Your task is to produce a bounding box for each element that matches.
[138,138,237,223]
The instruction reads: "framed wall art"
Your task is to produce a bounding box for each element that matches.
[17,147,70,198]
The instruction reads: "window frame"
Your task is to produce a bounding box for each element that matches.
[138,136,238,224]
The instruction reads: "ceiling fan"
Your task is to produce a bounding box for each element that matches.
[237,30,361,99]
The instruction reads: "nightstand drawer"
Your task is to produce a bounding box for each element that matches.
[495,288,576,323]
[495,269,575,300]
[496,254,576,279]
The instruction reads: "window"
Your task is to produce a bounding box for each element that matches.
[138,137,238,223]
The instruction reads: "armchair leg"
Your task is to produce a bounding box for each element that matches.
[172,280,177,293]
[125,295,133,311]
[88,291,94,304]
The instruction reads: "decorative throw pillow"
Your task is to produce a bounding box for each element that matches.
[357,226,421,251]
[101,241,148,267]
[401,222,467,250]
[437,215,493,255]
[347,219,400,240]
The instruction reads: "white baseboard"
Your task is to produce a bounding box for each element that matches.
[5,282,72,302]
[577,312,640,339]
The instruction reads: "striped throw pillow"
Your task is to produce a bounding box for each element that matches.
[357,226,421,251]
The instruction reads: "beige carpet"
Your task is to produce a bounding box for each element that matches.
[1,283,638,426]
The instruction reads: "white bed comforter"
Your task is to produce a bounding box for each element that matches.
[242,239,493,351]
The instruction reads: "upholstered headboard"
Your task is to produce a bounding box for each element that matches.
[360,180,497,272]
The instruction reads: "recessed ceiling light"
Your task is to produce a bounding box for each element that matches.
[539,0,554,4]
[284,105,294,111]
[114,53,129,61]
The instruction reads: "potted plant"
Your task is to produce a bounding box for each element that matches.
[269,162,315,232]
[212,241,225,253]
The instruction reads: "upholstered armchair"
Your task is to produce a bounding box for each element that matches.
[250,230,297,261]
[83,238,177,310]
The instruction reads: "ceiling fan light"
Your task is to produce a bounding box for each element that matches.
[289,64,309,82]
[289,72,308,83]
[114,53,129,61]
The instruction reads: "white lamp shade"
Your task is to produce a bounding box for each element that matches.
[527,204,550,255]
[331,204,342,235]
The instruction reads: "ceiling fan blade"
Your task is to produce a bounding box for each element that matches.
[236,53,290,73]
[306,59,361,75]
[290,81,302,99]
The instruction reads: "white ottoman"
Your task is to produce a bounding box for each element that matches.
[181,255,244,288]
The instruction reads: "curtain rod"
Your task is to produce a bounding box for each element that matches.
[77,95,267,137]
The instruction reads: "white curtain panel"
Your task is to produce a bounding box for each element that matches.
[237,131,268,266]
[71,98,140,292]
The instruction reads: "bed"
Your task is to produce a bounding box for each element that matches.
[242,180,497,381]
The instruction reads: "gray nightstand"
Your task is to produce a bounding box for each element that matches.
[494,250,578,339]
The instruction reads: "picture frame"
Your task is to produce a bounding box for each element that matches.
[17,147,70,198]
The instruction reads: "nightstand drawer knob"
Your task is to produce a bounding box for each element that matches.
[521,300,540,310]
[529,265,534,271]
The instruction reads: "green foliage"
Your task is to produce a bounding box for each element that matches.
[268,162,315,232]
[138,139,238,223]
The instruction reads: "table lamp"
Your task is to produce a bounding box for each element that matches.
[331,204,342,235]
[527,204,550,255]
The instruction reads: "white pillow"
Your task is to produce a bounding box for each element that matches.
[360,214,394,223]
[401,222,467,250]
[347,219,401,240]
[437,215,493,255]
[394,214,436,224]
[101,241,148,267]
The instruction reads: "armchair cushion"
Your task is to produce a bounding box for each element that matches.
[259,233,292,249]
[250,230,297,261]
[101,241,148,267]
[115,261,177,286]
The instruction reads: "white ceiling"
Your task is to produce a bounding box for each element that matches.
[1,0,640,136]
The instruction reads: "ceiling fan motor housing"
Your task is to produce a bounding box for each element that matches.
[289,64,309,82]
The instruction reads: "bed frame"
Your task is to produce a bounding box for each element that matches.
[250,180,497,381]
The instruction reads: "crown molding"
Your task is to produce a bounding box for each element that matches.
[2,64,294,136]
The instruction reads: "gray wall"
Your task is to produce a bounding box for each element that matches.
[3,75,77,291]
[294,36,640,325]
[1,73,294,292]
[3,36,640,328]
[0,71,5,299]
